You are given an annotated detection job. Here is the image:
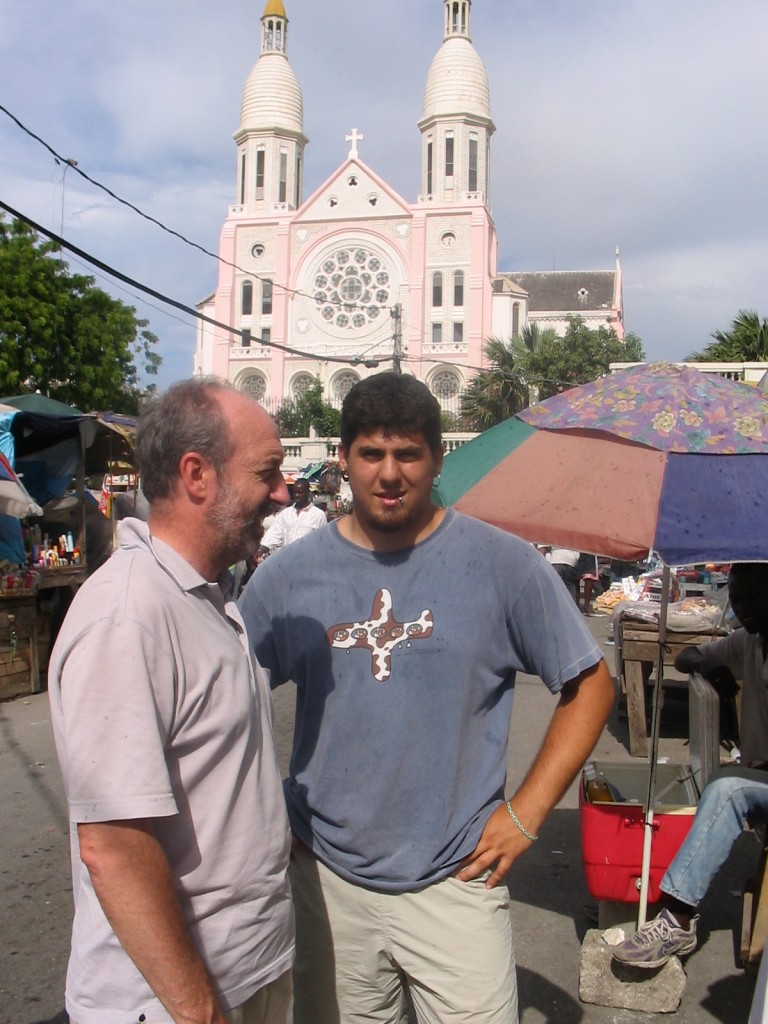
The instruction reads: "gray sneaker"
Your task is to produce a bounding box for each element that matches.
[610,908,699,969]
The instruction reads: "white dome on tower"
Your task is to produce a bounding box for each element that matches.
[240,57,303,133]
[423,36,491,121]
[239,0,303,135]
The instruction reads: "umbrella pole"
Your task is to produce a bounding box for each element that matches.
[637,562,672,927]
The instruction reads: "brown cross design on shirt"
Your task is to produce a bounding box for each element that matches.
[326,587,434,682]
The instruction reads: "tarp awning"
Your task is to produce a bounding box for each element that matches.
[0,396,137,507]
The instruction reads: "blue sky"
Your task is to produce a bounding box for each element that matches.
[1,0,767,389]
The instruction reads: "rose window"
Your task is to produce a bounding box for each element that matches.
[313,247,390,329]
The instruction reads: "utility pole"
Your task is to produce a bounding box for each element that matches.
[391,304,403,373]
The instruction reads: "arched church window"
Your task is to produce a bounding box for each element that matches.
[291,374,315,398]
[279,148,288,204]
[454,270,464,307]
[432,272,443,308]
[512,303,520,336]
[332,372,360,402]
[241,280,253,317]
[445,134,454,178]
[468,134,478,192]
[432,370,460,400]
[262,279,273,316]
[256,148,265,200]
[240,374,266,402]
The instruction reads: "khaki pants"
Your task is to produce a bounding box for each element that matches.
[290,846,518,1024]
[226,970,292,1024]
[71,970,292,1024]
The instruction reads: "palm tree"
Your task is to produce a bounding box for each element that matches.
[688,309,768,362]
[459,324,557,430]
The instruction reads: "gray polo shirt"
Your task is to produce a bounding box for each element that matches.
[49,518,293,1024]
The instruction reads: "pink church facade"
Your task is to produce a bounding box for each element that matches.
[194,0,623,414]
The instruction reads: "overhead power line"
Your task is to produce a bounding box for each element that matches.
[0,103,394,315]
[0,198,392,369]
[0,105,225,261]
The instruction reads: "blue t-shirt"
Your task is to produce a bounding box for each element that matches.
[239,509,602,892]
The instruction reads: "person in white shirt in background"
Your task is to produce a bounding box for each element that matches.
[258,477,327,558]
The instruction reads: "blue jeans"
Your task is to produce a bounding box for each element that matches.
[661,765,768,908]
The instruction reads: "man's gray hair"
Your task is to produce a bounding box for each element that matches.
[136,377,235,503]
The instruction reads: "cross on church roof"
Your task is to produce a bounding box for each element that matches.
[346,127,364,158]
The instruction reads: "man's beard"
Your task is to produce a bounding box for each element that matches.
[355,501,412,535]
[206,483,267,567]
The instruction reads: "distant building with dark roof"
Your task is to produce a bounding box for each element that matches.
[493,259,624,339]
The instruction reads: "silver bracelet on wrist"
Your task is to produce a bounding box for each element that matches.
[505,801,539,843]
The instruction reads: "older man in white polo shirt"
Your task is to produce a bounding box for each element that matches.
[48,378,294,1024]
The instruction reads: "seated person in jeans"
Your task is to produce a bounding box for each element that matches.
[612,562,768,968]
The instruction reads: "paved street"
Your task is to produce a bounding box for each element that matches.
[0,613,760,1023]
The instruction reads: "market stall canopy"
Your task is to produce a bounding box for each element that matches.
[299,461,327,483]
[299,460,344,493]
[85,412,137,473]
[435,363,768,565]
[1,393,84,415]
[0,396,137,505]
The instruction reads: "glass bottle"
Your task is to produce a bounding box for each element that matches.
[583,761,615,803]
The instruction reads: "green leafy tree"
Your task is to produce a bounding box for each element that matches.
[523,318,644,400]
[687,309,768,362]
[460,320,644,429]
[459,324,558,430]
[275,377,340,437]
[0,215,161,413]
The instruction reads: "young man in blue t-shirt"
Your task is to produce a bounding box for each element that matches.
[240,372,614,1024]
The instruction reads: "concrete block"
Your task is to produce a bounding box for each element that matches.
[579,928,687,1013]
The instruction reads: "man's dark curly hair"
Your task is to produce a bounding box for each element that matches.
[340,373,443,453]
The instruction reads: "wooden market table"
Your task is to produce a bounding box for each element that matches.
[0,569,88,701]
[0,594,41,699]
[37,565,88,593]
[617,617,724,758]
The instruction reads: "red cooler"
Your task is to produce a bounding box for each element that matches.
[579,761,697,903]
